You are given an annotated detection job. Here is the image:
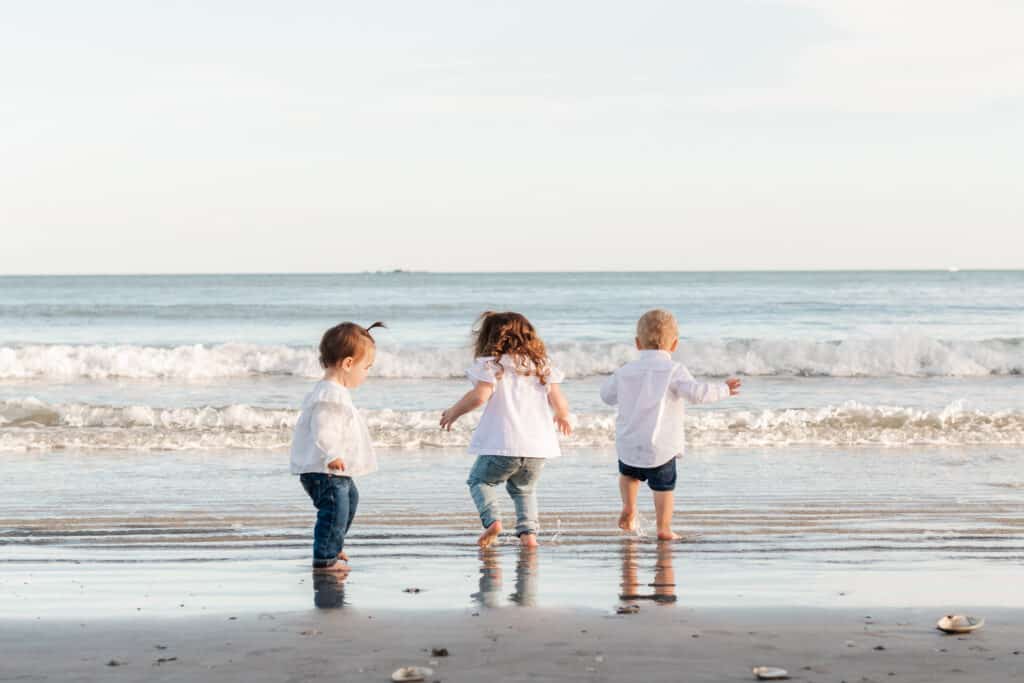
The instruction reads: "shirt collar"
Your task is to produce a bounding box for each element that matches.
[321,378,351,394]
[638,349,673,361]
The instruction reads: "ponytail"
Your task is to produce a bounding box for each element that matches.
[318,320,387,369]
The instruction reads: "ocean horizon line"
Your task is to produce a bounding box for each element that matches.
[2,267,1021,278]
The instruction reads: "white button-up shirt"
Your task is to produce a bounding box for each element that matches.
[467,355,566,459]
[600,350,730,468]
[290,380,377,477]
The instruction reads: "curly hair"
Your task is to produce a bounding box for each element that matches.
[318,321,386,369]
[473,311,552,385]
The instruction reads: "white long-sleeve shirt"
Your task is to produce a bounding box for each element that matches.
[600,350,730,468]
[289,380,377,477]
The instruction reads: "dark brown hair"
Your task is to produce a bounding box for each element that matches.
[473,311,552,385]
[318,321,386,369]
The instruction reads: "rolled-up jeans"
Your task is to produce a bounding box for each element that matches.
[300,473,358,568]
[466,455,545,536]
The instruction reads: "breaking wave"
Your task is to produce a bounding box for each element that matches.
[1,334,1022,380]
[2,398,1021,451]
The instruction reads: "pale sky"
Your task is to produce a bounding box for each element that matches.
[2,1,1022,274]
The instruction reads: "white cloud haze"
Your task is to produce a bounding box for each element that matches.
[1,1,1021,273]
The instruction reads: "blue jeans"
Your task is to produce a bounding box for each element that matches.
[300,473,358,568]
[467,455,545,536]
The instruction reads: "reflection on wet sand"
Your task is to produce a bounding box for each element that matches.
[473,548,502,608]
[510,547,538,607]
[472,546,539,608]
[313,572,347,609]
[620,540,677,605]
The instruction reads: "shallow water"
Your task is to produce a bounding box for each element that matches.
[2,447,1022,617]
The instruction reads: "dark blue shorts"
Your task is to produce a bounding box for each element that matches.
[618,458,677,492]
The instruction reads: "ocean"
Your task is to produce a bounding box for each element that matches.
[1,270,1022,452]
[1,271,1022,615]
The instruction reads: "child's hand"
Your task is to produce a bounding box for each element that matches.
[554,415,573,436]
[726,378,742,396]
[439,409,458,431]
[327,457,346,471]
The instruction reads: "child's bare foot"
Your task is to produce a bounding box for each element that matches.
[313,561,351,574]
[477,520,502,548]
[656,530,682,541]
[337,551,349,562]
[518,533,538,548]
[618,509,638,533]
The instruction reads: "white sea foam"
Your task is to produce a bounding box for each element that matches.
[2,398,1021,451]
[1,334,1022,380]
[0,343,320,380]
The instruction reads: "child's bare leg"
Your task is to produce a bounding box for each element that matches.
[653,490,680,540]
[618,475,641,531]
[519,532,538,547]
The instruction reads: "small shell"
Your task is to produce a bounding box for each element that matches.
[752,666,789,680]
[391,666,434,682]
[936,615,984,633]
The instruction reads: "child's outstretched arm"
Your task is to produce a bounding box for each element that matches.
[548,383,573,435]
[671,367,741,404]
[440,381,494,431]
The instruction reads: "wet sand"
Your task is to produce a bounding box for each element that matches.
[2,606,1021,682]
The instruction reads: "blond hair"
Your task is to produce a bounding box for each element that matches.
[636,309,678,350]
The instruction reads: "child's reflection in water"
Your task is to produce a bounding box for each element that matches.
[472,548,503,607]
[472,546,539,608]
[620,540,677,605]
[313,571,347,609]
[510,546,538,606]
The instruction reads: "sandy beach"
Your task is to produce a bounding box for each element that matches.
[3,606,1021,682]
